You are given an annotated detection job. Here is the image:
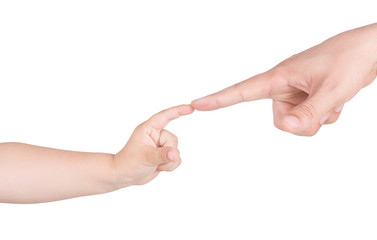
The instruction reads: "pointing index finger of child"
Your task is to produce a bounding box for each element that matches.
[146,104,194,130]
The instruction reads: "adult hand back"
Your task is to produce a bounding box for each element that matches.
[192,23,377,136]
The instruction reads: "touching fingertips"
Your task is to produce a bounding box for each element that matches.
[179,104,195,115]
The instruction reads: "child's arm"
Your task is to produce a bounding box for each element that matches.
[0,105,194,204]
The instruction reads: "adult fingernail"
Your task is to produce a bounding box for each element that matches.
[335,104,344,113]
[320,113,330,125]
[283,115,301,130]
[168,151,175,161]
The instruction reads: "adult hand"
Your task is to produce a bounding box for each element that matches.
[192,23,377,136]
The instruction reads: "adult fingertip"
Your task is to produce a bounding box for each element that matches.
[191,98,204,109]
[283,115,302,131]
[191,97,218,111]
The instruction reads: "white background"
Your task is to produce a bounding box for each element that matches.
[0,1,376,239]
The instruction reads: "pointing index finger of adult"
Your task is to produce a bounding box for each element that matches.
[146,104,194,130]
[191,72,273,111]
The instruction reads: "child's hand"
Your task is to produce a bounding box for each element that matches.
[113,105,194,188]
[0,104,193,203]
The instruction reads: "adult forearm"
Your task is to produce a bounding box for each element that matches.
[0,143,116,204]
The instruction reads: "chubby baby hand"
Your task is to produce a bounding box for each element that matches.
[112,105,194,188]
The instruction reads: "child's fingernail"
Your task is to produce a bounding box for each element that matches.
[168,151,175,161]
[320,113,330,125]
[334,104,344,113]
[283,115,301,130]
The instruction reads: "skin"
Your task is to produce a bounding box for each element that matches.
[2,24,376,203]
[0,105,194,204]
[192,23,377,136]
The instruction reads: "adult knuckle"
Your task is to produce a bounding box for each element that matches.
[215,97,224,108]
[269,68,285,79]
[319,78,338,92]
[268,70,288,98]
[233,82,246,103]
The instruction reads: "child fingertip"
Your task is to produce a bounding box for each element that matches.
[179,104,195,115]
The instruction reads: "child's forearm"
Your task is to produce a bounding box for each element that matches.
[0,142,116,203]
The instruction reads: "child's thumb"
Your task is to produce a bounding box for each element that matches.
[148,147,178,166]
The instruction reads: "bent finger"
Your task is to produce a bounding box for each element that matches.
[324,104,344,125]
[146,104,194,130]
[158,129,178,148]
[272,100,295,131]
[282,91,344,136]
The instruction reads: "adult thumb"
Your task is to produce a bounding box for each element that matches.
[282,93,336,136]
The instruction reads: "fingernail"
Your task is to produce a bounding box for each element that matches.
[284,115,301,130]
[334,104,344,113]
[168,151,175,161]
[320,113,330,125]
